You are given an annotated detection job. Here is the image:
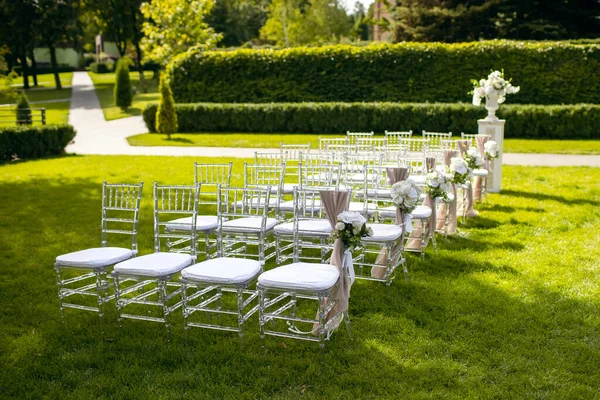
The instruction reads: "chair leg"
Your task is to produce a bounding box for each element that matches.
[158,279,171,342]
[54,266,65,323]
[344,311,353,340]
[258,289,266,341]
[318,296,327,350]
[113,274,124,328]
[236,288,245,340]
[182,283,190,345]
[385,243,393,287]
[94,268,107,335]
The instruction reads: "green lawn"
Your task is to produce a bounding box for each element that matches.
[1,156,599,398]
[128,132,600,155]
[88,71,159,121]
[0,72,73,91]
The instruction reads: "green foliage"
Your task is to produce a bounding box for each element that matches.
[16,92,32,125]
[114,59,133,111]
[0,124,76,162]
[143,102,600,139]
[155,75,178,139]
[89,62,111,74]
[169,41,600,105]
[206,0,270,47]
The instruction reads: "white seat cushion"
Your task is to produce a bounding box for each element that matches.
[409,175,427,185]
[165,215,220,232]
[222,217,278,232]
[258,263,339,291]
[56,247,133,268]
[272,183,297,195]
[473,168,489,177]
[363,223,403,242]
[278,200,296,212]
[274,219,332,235]
[181,258,261,285]
[113,252,192,277]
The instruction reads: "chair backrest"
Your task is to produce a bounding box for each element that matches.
[280,143,310,161]
[346,131,374,144]
[244,162,285,196]
[383,147,408,166]
[319,137,347,150]
[194,162,232,213]
[423,131,452,148]
[461,132,479,147]
[385,130,413,146]
[292,187,328,220]
[298,163,340,189]
[356,137,386,152]
[218,186,271,221]
[326,143,356,157]
[401,137,430,154]
[153,183,198,257]
[255,151,287,166]
[101,181,144,254]
[299,151,336,167]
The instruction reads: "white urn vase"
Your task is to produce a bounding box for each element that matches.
[484,93,500,121]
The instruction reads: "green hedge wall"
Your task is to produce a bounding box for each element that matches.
[143,102,600,139]
[0,124,76,162]
[169,41,600,105]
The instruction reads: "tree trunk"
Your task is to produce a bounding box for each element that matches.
[20,53,30,90]
[48,43,62,90]
[29,49,38,87]
[134,40,147,93]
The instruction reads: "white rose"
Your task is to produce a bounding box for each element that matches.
[352,228,359,235]
[335,222,345,231]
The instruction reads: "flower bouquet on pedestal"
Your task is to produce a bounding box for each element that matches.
[471,70,520,121]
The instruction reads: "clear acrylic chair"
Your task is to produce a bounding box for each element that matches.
[54,181,143,330]
[299,150,336,167]
[346,130,374,144]
[401,137,430,155]
[273,187,334,265]
[356,137,386,153]
[460,132,478,147]
[280,144,307,195]
[385,130,413,148]
[423,130,453,149]
[325,143,357,159]
[255,151,287,167]
[280,143,310,160]
[244,162,286,219]
[112,183,198,340]
[218,186,278,266]
[165,162,232,260]
[299,160,341,188]
[319,137,347,150]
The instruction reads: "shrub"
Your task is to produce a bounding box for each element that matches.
[169,41,600,105]
[16,92,32,125]
[142,102,600,139]
[114,59,133,111]
[90,62,110,74]
[156,75,178,139]
[0,124,76,163]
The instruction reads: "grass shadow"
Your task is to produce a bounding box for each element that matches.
[502,189,600,206]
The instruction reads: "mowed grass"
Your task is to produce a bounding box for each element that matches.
[1,156,600,398]
[127,133,600,155]
[0,72,73,90]
[88,71,159,121]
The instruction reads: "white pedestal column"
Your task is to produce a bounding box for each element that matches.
[478,119,505,193]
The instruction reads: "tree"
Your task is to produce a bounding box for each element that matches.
[114,58,133,111]
[16,91,32,125]
[207,0,270,47]
[350,2,371,41]
[260,0,351,46]
[0,0,37,89]
[156,74,177,140]
[140,0,222,66]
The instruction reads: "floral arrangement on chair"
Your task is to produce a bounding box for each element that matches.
[424,170,452,202]
[471,70,520,106]
[390,179,421,214]
[332,211,373,251]
[464,148,484,170]
[448,157,472,185]
[484,140,500,160]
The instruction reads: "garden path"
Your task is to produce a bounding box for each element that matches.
[67,72,600,166]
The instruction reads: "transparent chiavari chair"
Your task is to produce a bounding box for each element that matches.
[356,137,386,153]
[280,143,307,194]
[299,150,336,167]
[422,130,453,150]
[299,162,341,190]
[342,152,383,185]
[273,187,333,265]
[243,162,286,218]
[255,151,287,167]
[54,181,143,330]
[460,132,478,147]
[401,137,430,155]
[325,143,357,159]
[385,130,413,148]
[112,183,198,340]
[319,137,347,150]
[382,147,409,167]
[257,190,353,349]
[280,143,310,160]
[165,162,233,260]
[218,186,278,266]
[180,228,261,341]
[346,130,374,145]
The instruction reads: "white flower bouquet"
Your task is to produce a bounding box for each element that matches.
[484,140,500,160]
[464,148,484,170]
[332,211,373,251]
[390,179,421,214]
[424,169,452,202]
[448,157,472,185]
[471,70,520,106]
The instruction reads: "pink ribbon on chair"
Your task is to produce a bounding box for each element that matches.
[372,167,409,279]
[474,135,490,201]
[456,140,477,217]
[319,190,351,316]
[437,150,458,234]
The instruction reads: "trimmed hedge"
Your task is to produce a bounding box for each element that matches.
[0,124,76,162]
[143,102,600,139]
[90,62,111,74]
[169,41,600,105]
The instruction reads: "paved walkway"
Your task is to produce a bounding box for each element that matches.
[66,71,600,166]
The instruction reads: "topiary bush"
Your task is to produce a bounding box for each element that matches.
[156,74,178,140]
[142,102,600,139]
[114,59,133,111]
[89,62,110,74]
[0,124,76,163]
[16,91,32,125]
[169,40,600,105]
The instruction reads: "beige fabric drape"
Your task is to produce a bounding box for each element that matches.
[456,140,477,217]
[372,167,409,279]
[437,150,458,234]
[425,156,436,172]
[319,190,351,316]
[474,135,490,201]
